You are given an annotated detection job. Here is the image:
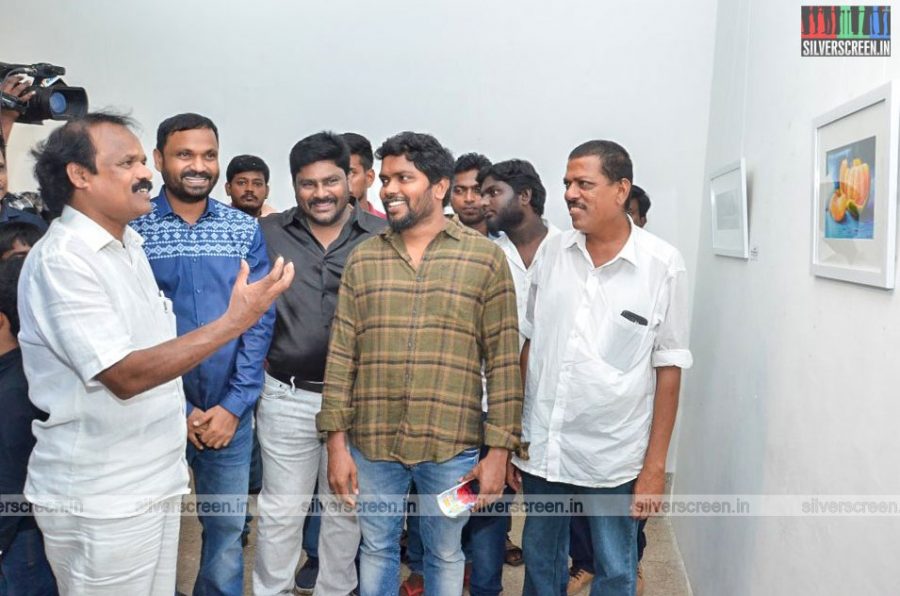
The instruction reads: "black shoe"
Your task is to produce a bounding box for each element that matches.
[294,556,319,594]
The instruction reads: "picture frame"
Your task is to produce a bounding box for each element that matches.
[709,159,749,259]
[811,81,900,289]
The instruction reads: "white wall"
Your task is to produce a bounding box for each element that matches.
[5,1,714,252]
[674,0,900,594]
[6,2,715,473]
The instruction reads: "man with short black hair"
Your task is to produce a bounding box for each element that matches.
[223,152,273,555]
[449,152,491,235]
[254,131,381,596]
[568,182,653,594]
[0,221,42,260]
[225,154,275,218]
[131,112,276,596]
[481,159,558,266]
[19,111,292,595]
[467,158,560,595]
[342,132,384,219]
[321,131,524,596]
[625,184,651,228]
[512,141,691,596]
[402,149,498,594]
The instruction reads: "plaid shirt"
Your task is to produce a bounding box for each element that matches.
[317,216,525,464]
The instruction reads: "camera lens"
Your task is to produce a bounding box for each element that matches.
[48,92,68,115]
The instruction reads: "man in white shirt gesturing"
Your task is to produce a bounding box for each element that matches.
[18,112,293,595]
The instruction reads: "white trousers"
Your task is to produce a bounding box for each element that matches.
[252,373,360,596]
[34,496,181,596]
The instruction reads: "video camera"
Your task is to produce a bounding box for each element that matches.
[0,62,88,124]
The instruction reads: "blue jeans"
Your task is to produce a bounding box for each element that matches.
[0,527,58,596]
[186,411,252,596]
[460,439,511,596]
[249,422,263,493]
[461,494,508,596]
[405,484,422,574]
[302,492,321,559]
[352,445,479,596]
[521,473,637,596]
[570,514,647,573]
[408,472,509,594]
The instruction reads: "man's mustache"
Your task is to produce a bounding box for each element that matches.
[132,179,153,193]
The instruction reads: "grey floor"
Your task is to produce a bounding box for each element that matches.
[175,492,692,595]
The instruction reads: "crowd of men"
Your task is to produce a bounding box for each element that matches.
[0,91,690,596]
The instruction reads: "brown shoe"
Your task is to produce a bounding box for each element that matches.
[566,566,594,595]
[504,538,524,567]
[636,562,645,596]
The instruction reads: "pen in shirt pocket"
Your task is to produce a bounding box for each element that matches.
[620,310,648,326]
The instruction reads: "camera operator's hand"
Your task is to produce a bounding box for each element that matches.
[1,75,35,142]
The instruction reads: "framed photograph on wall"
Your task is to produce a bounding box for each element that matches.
[709,159,749,258]
[811,81,900,289]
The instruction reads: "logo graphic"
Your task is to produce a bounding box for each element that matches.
[801,6,891,56]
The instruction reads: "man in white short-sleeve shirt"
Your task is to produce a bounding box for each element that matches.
[18,112,293,596]
[479,158,560,349]
[509,140,692,596]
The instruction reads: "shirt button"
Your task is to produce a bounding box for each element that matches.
[407,340,413,348]
[195,289,201,294]
[416,276,423,282]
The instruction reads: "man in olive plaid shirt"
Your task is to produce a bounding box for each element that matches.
[318,131,524,596]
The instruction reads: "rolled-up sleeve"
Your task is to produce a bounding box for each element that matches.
[29,253,134,387]
[651,258,693,369]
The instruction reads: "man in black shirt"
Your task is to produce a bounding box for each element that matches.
[0,256,57,595]
[253,131,384,596]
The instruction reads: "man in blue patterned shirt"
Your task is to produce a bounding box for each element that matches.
[131,113,274,596]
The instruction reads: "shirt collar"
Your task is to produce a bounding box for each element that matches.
[380,214,465,241]
[565,217,638,268]
[155,187,218,221]
[60,206,144,252]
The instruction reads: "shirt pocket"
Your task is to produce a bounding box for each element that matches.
[596,310,650,371]
[423,276,478,334]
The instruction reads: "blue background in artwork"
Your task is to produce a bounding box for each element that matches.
[824,136,876,240]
